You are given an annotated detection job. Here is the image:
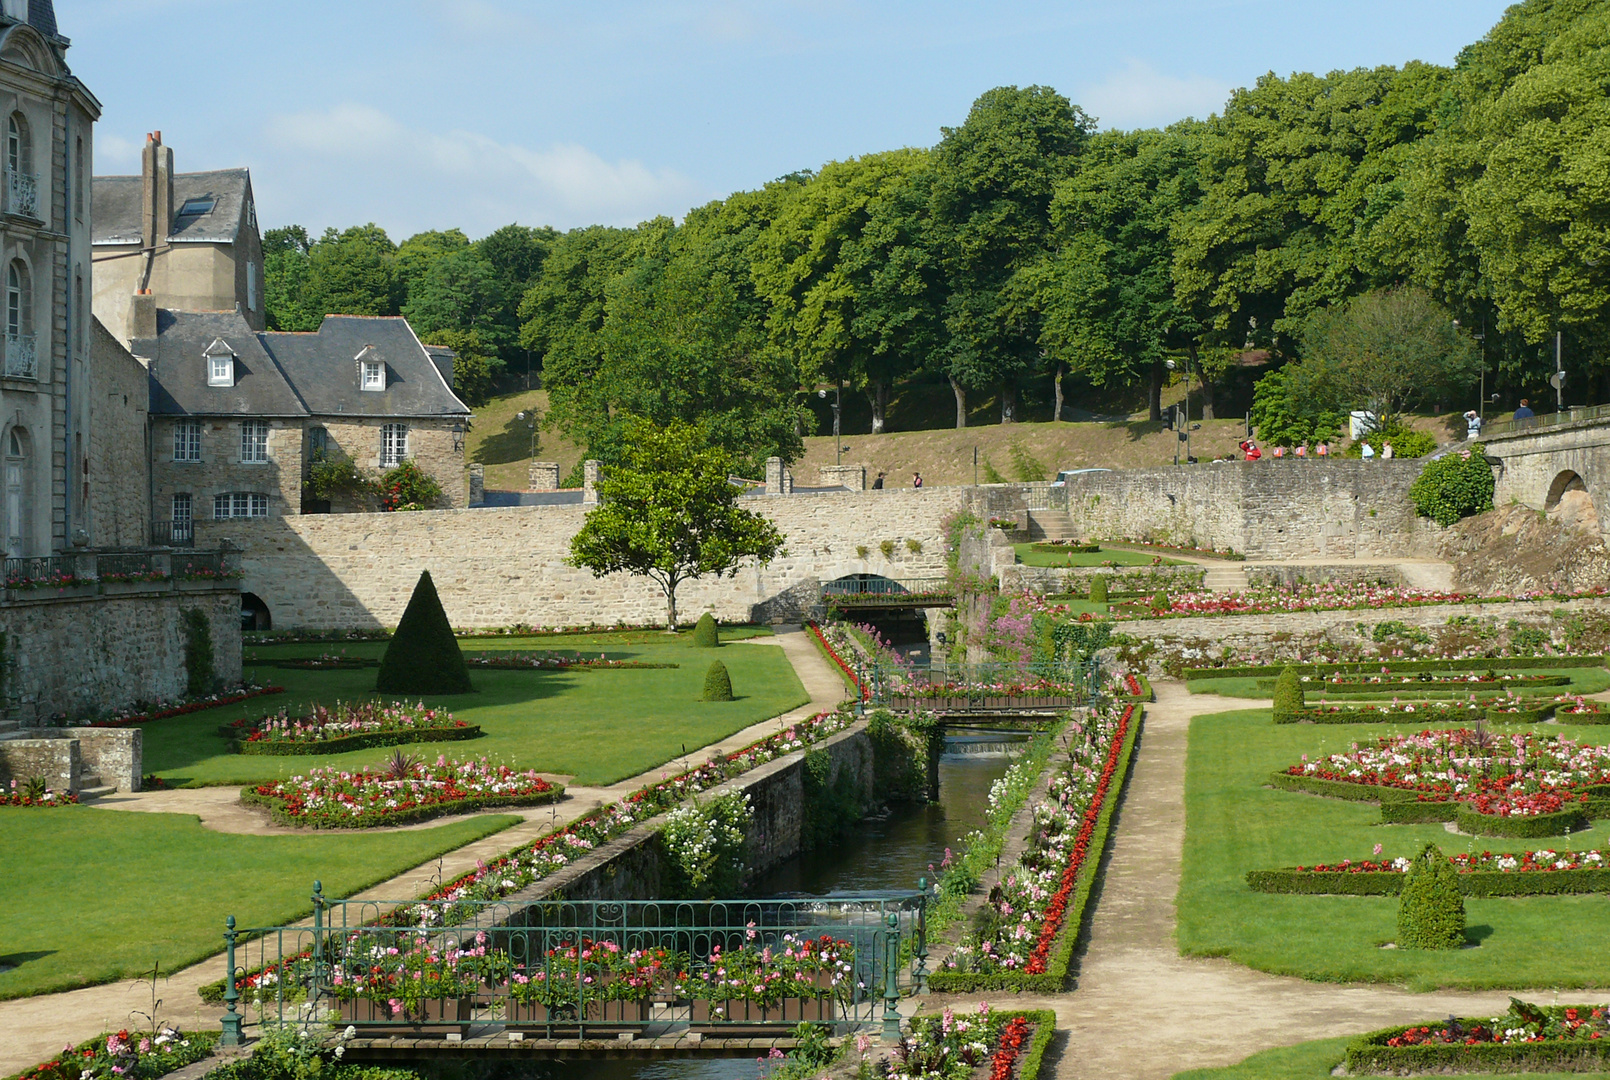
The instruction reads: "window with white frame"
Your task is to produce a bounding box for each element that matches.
[379,423,408,467]
[208,353,233,386]
[240,420,269,464]
[213,492,268,520]
[171,492,192,529]
[361,360,385,391]
[173,420,202,462]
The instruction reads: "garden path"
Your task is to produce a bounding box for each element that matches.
[0,627,848,1075]
[924,680,1561,1080]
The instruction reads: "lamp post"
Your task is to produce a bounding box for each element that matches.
[515,410,538,459]
[818,383,845,465]
[1166,356,1192,464]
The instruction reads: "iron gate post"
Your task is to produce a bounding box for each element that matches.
[881,912,902,1041]
[913,878,929,993]
[311,880,325,1009]
[220,916,242,1046]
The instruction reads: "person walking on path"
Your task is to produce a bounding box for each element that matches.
[1381,442,1394,460]
[1360,441,1375,460]
[912,472,923,488]
[1514,398,1534,423]
[871,472,884,490]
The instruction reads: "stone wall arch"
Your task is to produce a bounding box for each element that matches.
[1546,469,1587,510]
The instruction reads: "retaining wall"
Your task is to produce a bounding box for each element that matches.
[0,726,141,792]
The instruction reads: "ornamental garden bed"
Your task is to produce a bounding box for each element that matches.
[1248,846,1610,896]
[1277,703,1492,725]
[241,756,564,828]
[1187,655,1610,681]
[463,652,679,670]
[72,684,286,729]
[1345,1001,1610,1075]
[1258,673,1571,693]
[4,1027,219,1080]
[1101,539,1245,560]
[1029,541,1101,554]
[221,701,479,755]
[904,1008,1058,1080]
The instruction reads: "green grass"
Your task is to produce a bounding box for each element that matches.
[1012,542,1185,568]
[1170,1037,1593,1080]
[0,807,519,1000]
[1180,707,1610,990]
[159,629,807,787]
[1187,666,1610,700]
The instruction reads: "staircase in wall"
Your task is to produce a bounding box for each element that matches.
[1201,563,1249,593]
[1026,511,1077,542]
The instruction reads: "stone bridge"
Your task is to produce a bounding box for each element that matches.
[1481,405,1610,534]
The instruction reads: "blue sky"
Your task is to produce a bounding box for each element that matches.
[65,1,1511,240]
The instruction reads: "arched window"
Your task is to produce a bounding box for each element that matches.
[4,260,32,377]
[4,426,32,557]
[7,112,30,175]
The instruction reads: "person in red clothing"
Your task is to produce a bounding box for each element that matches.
[1244,442,1262,462]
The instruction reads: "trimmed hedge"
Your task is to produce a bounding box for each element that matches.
[1248,866,1610,897]
[1031,542,1100,554]
[1088,575,1107,603]
[928,705,1142,994]
[375,570,473,695]
[272,658,378,670]
[1275,705,1486,724]
[1485,705,1554,724]
[702,660,733,701]
[1346,1023,1610,1075]
[1272,667,1304,721]
[1267,772,1422,804]
[1254,674,1571,693]
[1397,843,1465,949]
[1378,800,1459,824]
[1186,655,1610,681]
[239,781,564,829]
[1454,805,1588,838]
[691,612,720,647]
[1558,704,1610,722]
[226,724,482,756]
[1272,774,1598,833]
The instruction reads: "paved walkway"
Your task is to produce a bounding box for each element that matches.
[0,628,847,1075]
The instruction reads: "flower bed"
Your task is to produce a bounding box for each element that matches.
[1101,538,1245,560]
[933,703,1138,992]
[73,684,285,729]
[5,570,90,590]
[1554,695,1609,722]
[1120,582,1610,621]
[271,654,377,670]
[1247,846,1610,896]
[222,701,480,756]
[1278,701,1493,725]
[1345,1001,1610,1075]
[1186,655,1610,682]
[1263,672,1569,693]
[6,1028,218,1080]
[241,755,563,828]
[463,652,678,670]
[901,1006,1058,1080]
[1029,541,1101,554]
[807,621,867,698]
[1,780,77,807]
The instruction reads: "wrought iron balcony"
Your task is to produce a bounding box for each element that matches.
[151,520,195,548]
[5,168,37,219]
[4,332,34,378]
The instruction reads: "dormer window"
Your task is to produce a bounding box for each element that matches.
[356,345,386,391]
[204,338,236,387]
[178,197,215,218]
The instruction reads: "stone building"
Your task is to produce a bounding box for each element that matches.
[90,131,264,344]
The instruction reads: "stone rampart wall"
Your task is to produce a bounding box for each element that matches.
[1057,461,1440,559]
[0,737,76,793]
[200,488,966,630]
[999,563,1206,597]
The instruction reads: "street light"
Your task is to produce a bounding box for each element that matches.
[818,383,845,465]
[514,410,539,459]
[1165,356,1193,465]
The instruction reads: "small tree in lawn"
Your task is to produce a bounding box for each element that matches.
[1272,667,1305,721]
[569,419,786,632]
[1397,842,1466,950]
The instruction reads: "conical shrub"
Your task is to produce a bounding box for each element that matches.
[376,570,472,695]
[691,612,720,647]
[1272,667,1305,721]
[1088,576,1108,604]
[1397,842,1466,949]
[702,660,733,701]
[1152,591,1170,613]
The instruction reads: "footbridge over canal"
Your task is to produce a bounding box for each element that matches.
[1482,405,1610,535]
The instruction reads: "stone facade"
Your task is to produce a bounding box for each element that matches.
[0,725,139,792]
[88,318,150,549]
[527,461,559,492]
[153,415,303,526]
[308,418,466,511]
[198,487,964,630]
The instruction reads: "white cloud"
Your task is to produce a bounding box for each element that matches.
[1077,58,1233,130]
[94,132,141,169]
[257,103,708,235]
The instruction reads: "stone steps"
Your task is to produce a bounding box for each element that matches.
[77,785,116,801]
[1026,510,1076,541]
[1201,565,1249,593]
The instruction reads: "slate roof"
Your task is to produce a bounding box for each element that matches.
[262,317,470,420]
[146,310,305,418]
[91,168,251,245]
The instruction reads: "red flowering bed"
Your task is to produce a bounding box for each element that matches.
[1346,1001,1610,1073]
[904,1008,1056,1080]
[240,756,564,828]
[807,621,866,698]
[1,781,77,807]
[1248,845,1610,896]
[78,684,285,729]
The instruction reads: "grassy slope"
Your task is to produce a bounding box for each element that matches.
[465,389,587,491]
[1188,667,1610,700]
[1012,543,1186,567]
[1180,707,1610,990]
[158,631,806,787]
[1171,1038,1588,1080]
[0,808,518,999]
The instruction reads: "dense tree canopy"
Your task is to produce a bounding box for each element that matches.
[262,0,1610,463]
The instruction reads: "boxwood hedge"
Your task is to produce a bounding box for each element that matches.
[226,723,483,756]
[1274,705,1486,724]
[1346,1023,1610,1075]
[1247,865,1610,897]
[1187,655,1610,681]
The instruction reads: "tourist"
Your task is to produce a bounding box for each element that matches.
[872,472,885,490]
[1244,442,1262,462]
[1295,443,1308,458]
[1360,441,1375,460]
[912,472,923,489]
[1381,442,1394,460]
[1316,441,1329,458]
[1465,410,1482,439]
[1514,398,1534,422]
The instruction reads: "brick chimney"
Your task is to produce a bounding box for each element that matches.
[140,131,173,251]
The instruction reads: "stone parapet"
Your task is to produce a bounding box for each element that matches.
[528,462,560,492]
[817,465,865,491]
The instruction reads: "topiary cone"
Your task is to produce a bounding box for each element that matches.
[1088,576,1108,604]
[376,570,473,695]
[1397,842,1466,949]
[702,660,733,701]
[691,612,720,647]
[1272,666,1305,721]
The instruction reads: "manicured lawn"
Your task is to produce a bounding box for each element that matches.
[1187,666,1610,700]
[1013,542,1184,567]
[0,807,519,999]
[1171,1038,1589,1079]
[156,630,808,787]
[1180,708,1610,990]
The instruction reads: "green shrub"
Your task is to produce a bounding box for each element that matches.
[702,659,733,701]
[1271,667,1304,721]
[1409,446,1495,526]
[375,570,472,695]
[183,609,214,697]
[691,612,719,647]
[1340,427,1438,459]
[1397,842,1466,949]
[1088,576,1108,603]
[1151,591,1170,613]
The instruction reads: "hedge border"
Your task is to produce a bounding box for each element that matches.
[1485,706,1554,724]
[1247,866,1610,897]
[1030,542,1101,554]
[225,724,483,756]
[1255,675,1572,694]
[1270,773,1600,834]
[1275,706,1488,725]
[1267,772,1421,804]
[928,704,1141,994]
[1187,655,1610,681]
[239,782,565,829]
[1345,1022,1610,1075]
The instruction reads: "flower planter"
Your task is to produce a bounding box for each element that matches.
[177,578,226,592]
[338,996,472,1037]
[504,997,649,1035]
[98,580,168,597]
[689,996,835,1035]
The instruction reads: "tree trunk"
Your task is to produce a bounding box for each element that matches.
[868,380,889,435]
[1148,361,1163,421]
[949,376,967,429]
[1192,344,1215,420]
[1053,363,1066,422]
[1000,379,1018,424]
[664,579,679,633]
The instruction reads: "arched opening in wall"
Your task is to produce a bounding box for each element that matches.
[3,426,31,558]
[240,592,272,632]
[822,573,930,662]
[1545,470,1600,533]
[1546,470,1587,510]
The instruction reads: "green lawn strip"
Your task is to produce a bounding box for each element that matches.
[1188,667,1610,700]
[1172,1035,1591,1080]
[1179,708,1610,990]
[157,637,808,788]
[0,807,519,1000]
[1013,543,1184,568]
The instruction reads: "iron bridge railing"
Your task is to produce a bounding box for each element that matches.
[860,658,1103,712]
[821,577,953,606]
[1482,402,1610,439]
[219,883,930,1044]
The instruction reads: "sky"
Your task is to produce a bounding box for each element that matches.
[62,0,1514,241]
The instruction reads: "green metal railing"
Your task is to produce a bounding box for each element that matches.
[220,883,930,1042]
[1483,402,1610,439]
[821,576,953,604]
[860,659,1103,712]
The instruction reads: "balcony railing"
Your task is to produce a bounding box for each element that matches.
[5,168,37,219]
[3,332,34,378]
[151,520,195,548]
